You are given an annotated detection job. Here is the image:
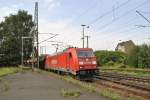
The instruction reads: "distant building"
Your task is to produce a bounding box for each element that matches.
[115,40,136,54]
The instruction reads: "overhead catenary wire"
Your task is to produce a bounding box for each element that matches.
[88,0,131,26]
[62,0,132,39]
[39,34,59,44]
[90,0,150,49]
[136,10,150,23]
[51,1,133,48]
[96,16,138,34]
[40,0,150,50]
[96,0,150,35]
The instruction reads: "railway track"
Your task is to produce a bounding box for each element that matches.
[94,71,150,98]
[98,71,150,83]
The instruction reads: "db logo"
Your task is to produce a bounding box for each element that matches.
[51,60,57,64]
[86,59,89,61]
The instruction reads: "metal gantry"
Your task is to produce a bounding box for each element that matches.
[21,37,33,68]
[30,2,39,69]
[34,2,39,68]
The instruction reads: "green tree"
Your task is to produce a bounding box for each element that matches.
[0,10,34,66]
[94,50,127,66]
[126,44,150,68]
[126,46,138,67]
[137,44,150,68]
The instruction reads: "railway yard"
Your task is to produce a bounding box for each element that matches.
[0,67,150,100]
[0,0,150,100]
[95,71,150,99]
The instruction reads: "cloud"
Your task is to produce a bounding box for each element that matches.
[47,2,60,11]
[0,7,17,22]
[0,2,24,22]
[39,18,70,33]
[43,0,55,3]
[42,0,61,11]
[38,18,82,53]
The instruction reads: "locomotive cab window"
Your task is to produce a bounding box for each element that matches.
[77,50,94,57]
[69,53,72,58]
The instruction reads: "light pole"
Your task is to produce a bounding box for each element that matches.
[21,36,33,68]
[85,26,90,48]
[81,25,86,48]
[81,25,89,48]
[85,35,90,48]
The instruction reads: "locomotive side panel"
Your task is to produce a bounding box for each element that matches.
[45,55,58,69]
[57,53,68,71]
[45,53,71,73]
[66,48,81,75]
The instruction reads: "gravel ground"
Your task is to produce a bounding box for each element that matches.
[0,71,107,100]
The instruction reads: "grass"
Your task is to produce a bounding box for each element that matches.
[0,67,20,92]
[63,76,142,100]
[0,67,20,77]
[60,89,81,97]
[100,89,122,100]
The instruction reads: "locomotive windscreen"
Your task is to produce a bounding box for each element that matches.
[77,50,94,57]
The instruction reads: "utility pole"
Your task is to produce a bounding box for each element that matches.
[34,2,39,68]
[32,30,34,71]
[21,37,23,67]
[85,35,90,48]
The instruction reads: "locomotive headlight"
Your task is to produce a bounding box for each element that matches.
[80,66,83,69]
[92,61,97,64]
[79,61,84,65]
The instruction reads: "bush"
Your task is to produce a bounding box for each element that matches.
[106,61,114,66]
[119,64,127,68]
[94,50,127,66]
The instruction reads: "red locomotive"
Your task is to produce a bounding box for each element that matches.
[43,47,98,80]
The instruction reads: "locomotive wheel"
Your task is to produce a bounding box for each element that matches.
[57,70,61,75]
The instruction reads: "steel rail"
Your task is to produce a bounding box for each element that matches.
[95,72,150,92]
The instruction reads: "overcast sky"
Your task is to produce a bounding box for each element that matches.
[0,0,150,54]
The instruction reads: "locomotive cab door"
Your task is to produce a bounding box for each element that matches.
[66,52,72,72]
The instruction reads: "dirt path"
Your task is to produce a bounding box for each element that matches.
[0,71,107,100]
